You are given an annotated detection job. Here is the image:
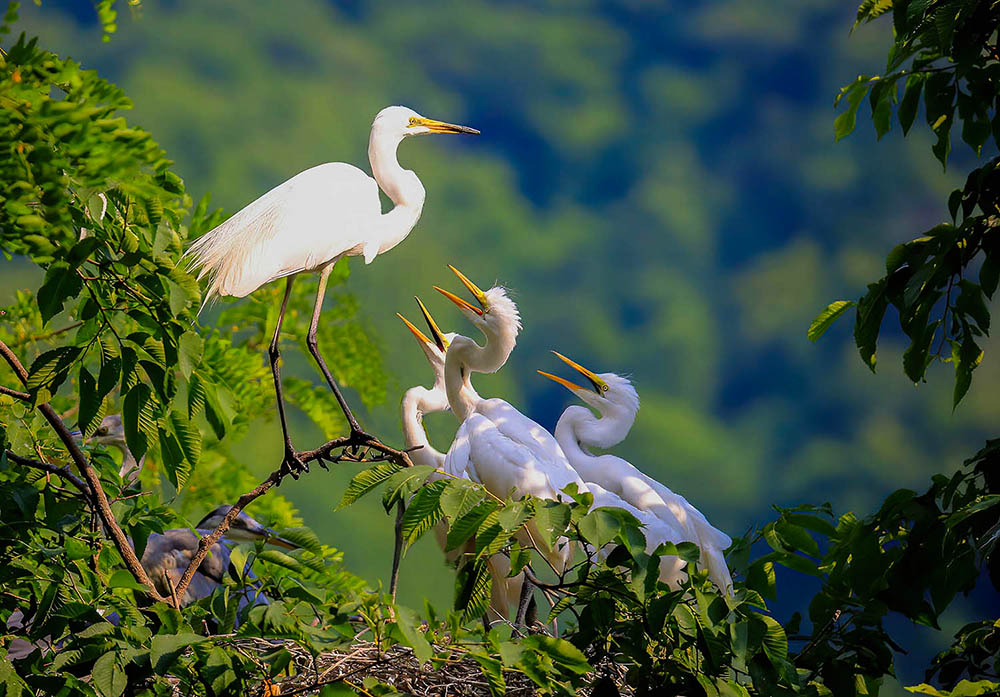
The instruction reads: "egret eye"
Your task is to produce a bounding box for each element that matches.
[96,427,108,436]
[601,384,609,393]
[408,117,418,126]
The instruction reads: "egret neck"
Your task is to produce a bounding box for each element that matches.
[444,328,517,422]
[367,127,426,261]
[401,385,449,468]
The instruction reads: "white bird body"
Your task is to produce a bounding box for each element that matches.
[184,106,478,467]
[436,271,588,574]
[397,309,521,621]
[540,356,733,594]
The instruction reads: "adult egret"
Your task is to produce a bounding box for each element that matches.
[539,352,733,594]
[397,301,524,621]
[140,505,299,606]
[185,106,479,472]
[435,266,588,575]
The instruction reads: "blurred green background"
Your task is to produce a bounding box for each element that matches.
[5,0,997,684]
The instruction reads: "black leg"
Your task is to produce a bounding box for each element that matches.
[306,263,370,439]
[269,278,305,476]
[389,500,405,602]
[515,575,534,629]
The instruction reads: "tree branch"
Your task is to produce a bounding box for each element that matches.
[0,384,30,400]
[4,449,91,496]
[172,431,414,608]
[0,338,169,603]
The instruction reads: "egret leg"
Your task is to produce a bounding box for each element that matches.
[269,278,305,475]
[306,263,369,439]
[514,576,534,629]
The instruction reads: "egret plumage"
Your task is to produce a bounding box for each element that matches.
[79,414,143,486]
[435,267,588,575]
[140,505,299,606]
[539,351,733,594]
[185,106,478,472]
[397,301,524,622]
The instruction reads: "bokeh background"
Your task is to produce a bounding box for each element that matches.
[6,1,999,690]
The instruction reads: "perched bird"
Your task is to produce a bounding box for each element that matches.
[539,351,733,594]
[140,505,299,606]
[435,266,589,575]
[397,300,524,622]
[184,106,479,472]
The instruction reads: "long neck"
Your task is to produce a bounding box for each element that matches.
[554,406,600,475]
[401,386,447,467]
[556,399,634,456]
[369,130,426,255]
[445,328,517,421]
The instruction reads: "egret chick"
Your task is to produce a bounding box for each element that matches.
[539,351,733,594]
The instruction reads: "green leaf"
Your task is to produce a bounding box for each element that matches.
[470,653,506,697]
[380,465,435,512]
[150,633,207,673]
[168,410,201,482]
[27,346,82,393]
[177,332,203,379]
[899,73,925,135]
[92,651,126,697]
[869,79,895,139]
[532,501,571,549]
[394,605,432,665]
[338,463,403,509]
[122,383,153,461]
[807,300,855,341]
[953,335,983,408]
[854,280,889,371]
[400,480,447,549]
[108,569,149,591]
[497,499,533,533]
[318,683,358,697]
[579,509,621,550]
[446,501,497,552]
[440,478,485,520]
[519,635,591,675]
[65,537,91,561]
[78,366,101,434]
[980,256,999,299]
[37,262,83,324]
[834,75,872,141]
[759,615,788,664]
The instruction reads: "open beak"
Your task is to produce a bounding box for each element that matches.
[411,116,480,135]
[398,312,433,346]
[433,265,488,316]
[537,370,587,393]
[416,297,449,352]
[546,351,609,396]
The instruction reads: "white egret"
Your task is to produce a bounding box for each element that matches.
[397,301,524,621]
[435,266,589,575]
[185,106,479,472]
[539,351,734,594]
[141,505,298,606]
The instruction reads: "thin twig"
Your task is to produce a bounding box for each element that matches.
[0,384,30,400]
[4,450,90,496]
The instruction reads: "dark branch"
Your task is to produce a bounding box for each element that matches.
[0,384,30,400]
[0,339,169,603]
[4,450,90,495]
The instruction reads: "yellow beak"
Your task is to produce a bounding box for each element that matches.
[415,296,449,351]
[434,286,483,316]
[397,313,432,346]
[409,116,480,135]
[549,351,609,395]
[434,265,489,317]
[537,370,587,393]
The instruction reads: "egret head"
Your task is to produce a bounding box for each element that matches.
[88,414,127,447]
[397,297,456,376]
[434,265,521,338]
[195,505,299,550]
[538,351,639,416]
[372,106,480,140]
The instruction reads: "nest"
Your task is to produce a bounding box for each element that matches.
[228,638,540,696]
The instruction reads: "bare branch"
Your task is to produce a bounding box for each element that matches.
[172,431,414,607]
[0,338,169,603]
[0,384,30,400]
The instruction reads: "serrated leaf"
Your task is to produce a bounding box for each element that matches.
[169,410,201,471]
[400,480,447,549]
[446,501,497,552]
[834,76,872,141]
[92,651,126,697]
[440,478,485,520]
[177,332,203,379]
[27,346,81,393]
[338,463,403,509]
[37,262,83,324]
[533,501,571,549]
[122,383,153,460]
[381,465,435,512]
[579,509,621,550]
[78,366,101,434]
[394,605,432,665]
[150,633,206,673]
[807,300,855,342]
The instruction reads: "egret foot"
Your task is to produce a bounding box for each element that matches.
[279,448,308,479]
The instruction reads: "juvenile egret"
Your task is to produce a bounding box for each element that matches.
[397,301,524,621]
[141,505,298,606]
[435,266,588,575]
[185,106,479,472]
[539,352,733,594]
